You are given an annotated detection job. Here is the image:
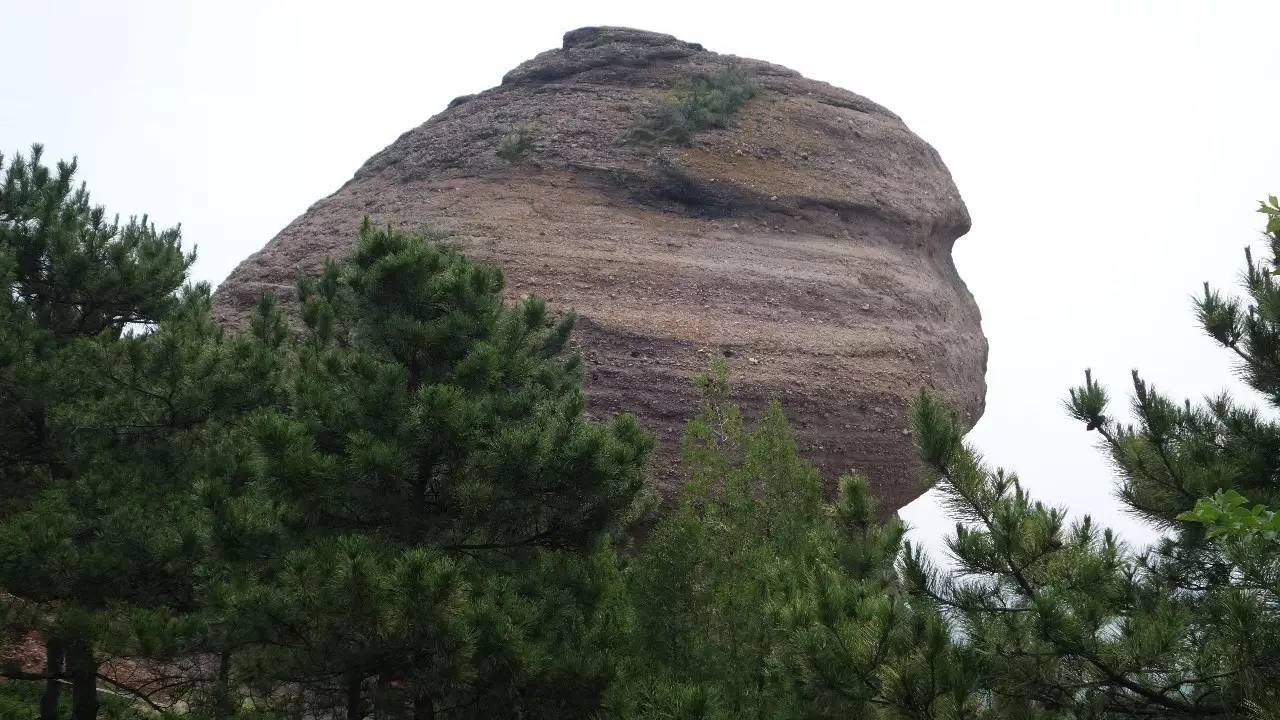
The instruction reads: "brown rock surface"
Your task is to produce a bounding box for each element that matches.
[212,27,986,514]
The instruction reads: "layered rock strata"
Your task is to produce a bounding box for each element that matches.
[213,27,987,514]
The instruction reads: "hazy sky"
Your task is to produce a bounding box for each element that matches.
[4,1,1278,554]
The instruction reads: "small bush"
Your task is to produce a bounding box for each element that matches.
[496,125,536,162]
[629,68,756,146]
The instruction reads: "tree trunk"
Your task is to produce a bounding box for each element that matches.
[345,671,364,720]
[65,639,97,720]
[413,692,435,720]
[213,649,233,719]
[39,637,64,720]
[372,673,392,720]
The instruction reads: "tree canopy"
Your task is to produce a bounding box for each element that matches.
[3,144,1278,720]
[903,198,1280,718]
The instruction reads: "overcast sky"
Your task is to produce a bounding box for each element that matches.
[4,1,1278,554]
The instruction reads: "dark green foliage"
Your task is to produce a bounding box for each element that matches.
[1,145,185,719]
[0,144,192,502]
[214,221,651,719]
[0,146,286,720]
[608,362,981,719]
[496,125,536,162]
[15,140,1280,720]
[628,68,757,146]
[2,150,648,717]
[0,680,162,720]
[905,200,1280,718]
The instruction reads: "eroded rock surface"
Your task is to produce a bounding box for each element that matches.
[213,26,986,514]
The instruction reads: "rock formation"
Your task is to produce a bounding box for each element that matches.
[213,27,986,515]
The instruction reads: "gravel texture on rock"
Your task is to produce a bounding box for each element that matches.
[213,26,987,515]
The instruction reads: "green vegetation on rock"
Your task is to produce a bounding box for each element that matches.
[496,125,536,162]
[629,68,757,145]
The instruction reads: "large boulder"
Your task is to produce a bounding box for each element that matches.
[213,27,986,514]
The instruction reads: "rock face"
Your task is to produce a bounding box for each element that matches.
[213,27,986,515]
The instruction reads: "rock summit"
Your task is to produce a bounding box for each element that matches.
[213,26,987,514]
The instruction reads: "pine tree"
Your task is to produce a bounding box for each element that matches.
[609,362,981,719]
[0,144,189,720]
[216,221,650,719]
[0,146,284,720]
[904,200,1280,718]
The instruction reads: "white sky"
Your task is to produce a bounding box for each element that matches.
[4,1,1278,555]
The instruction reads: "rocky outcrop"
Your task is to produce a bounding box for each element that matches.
[213,27,986,515]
